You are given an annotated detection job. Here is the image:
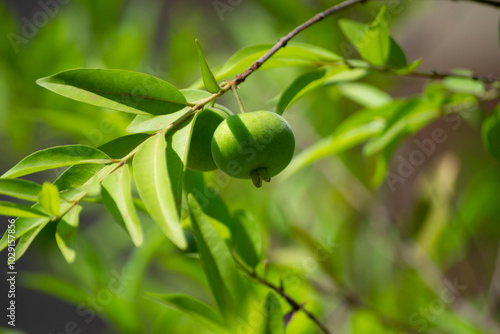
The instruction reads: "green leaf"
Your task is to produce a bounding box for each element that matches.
[281,105,390,178]
[2,145,111,179]
[337,82,393,108]
[363,98,441,155]
[55,205,81,263]
[54,135,148,192]
[276,70,326,115]
[232,210,263,268]
[15,218,51,260]
[0,201,49,218]
[133,124,196,249]
[387,38,407,67]
[358,6,390,67]
[208,42,342,83]
[38,182,60,217]
[0,217,49,252]
[6,201,75,260]
[394,58,422,75]
[102,164,143,246]
[482,107,500,162]
[187,194,248,320]
[340,11,396,68]
[262,292,284,334]
[126,89,216,134]
[339,19,366,49]
[195,39,220,93]
[444,75,485,95]
[37,68,189,115]
[147,293,222,327]
[127,109,188,134]
[0,179,42,201]
[276,66,367,114]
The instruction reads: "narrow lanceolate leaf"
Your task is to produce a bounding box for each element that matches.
[0,217,49,252]
[54,134,148,192]
[2,145,111,179]
[187,194,248,320]
[0,201,49,218]
[276,67,367,114]
[281,106,390,179]
[102,164,143,246]
[0,179,42,201]
[276,70,326,115]
[147,293,222,328]
[337,82,393,108]
[38,182,60,217]
[37,68,189,115]
[232,210,263,269]
[15,220,51,260]
[195,39,220,93]
[127,109,188,133]
[263,292,285,334]
[1,201,74,260]
[55,205,81,263]
[133,133,186,249]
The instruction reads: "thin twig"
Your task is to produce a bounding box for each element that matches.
[236,259,333,334]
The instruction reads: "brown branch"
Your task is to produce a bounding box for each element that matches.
[231,0,367,85]
[235,259,333,334]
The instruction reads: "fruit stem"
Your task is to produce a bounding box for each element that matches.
[231,84,246,114]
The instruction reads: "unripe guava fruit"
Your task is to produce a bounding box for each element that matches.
[187,106,232,172]
[211,110,295,187]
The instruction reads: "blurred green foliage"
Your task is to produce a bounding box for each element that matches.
[0,0,500,333]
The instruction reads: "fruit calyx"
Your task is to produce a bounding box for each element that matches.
[250,167,271,188]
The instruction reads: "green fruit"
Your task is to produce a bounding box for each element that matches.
[211,110,295,187]
[187,106,232,172]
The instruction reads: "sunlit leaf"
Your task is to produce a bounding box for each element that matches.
[358,6,390,67]
[196,39,220,93]
[337,82,392,108]
[102,164,143,246]
[133,114,197,249]
[276,66,366,114]
[276,70,326,115]
[38,182,60,217]
[200,42,342,85]
[2,145,111,179]
[0,201,49,218]
[37,68,189,115]
[55,205,81,263]
[0,179,42,201]
[0,217,48,252]
[187,194,248,320]
[15,218,51,260]
[54,135,148,192]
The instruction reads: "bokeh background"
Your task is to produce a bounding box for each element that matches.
[1,0,500,333]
